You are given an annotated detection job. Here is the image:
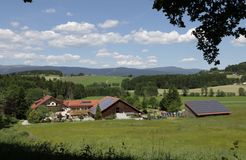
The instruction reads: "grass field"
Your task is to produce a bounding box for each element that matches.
[12,96,246,158]
[60,75,126,86]
[158,84,246,96]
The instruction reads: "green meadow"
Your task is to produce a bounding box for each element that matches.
[158,84,246,96]
[44,75,127,86]
[11,96,246,159]
[61,75,126,86]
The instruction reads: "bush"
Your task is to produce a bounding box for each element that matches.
[27,106,50,123]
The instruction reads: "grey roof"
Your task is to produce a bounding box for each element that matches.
[89,97,119,115]
[185,100,231,116]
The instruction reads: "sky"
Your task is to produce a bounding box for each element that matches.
[0,0,245,70]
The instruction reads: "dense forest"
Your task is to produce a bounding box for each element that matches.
[12,70,63,76]
[121,73,238,90]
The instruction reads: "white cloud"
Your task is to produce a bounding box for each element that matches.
[11,21,20,27]
[46,54,80,64]
[21,26,29,30]
[113,53,143,66]
[79,59,97,65]
[54,21,95,33]
[45,8,56,14]
[98,20,119,29]
[0,55,3,59]
[131,28,195,44]
[180,57,197,62]
[141,49,149,53]
[102,64,110,67]
[66,12,73,16]
[96,48,112,57]
[49,32,129,47]
[232,35,246,46]
[95,49,158,67]
[146,56,157,66]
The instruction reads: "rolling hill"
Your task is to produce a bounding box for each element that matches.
[0,65,202,76]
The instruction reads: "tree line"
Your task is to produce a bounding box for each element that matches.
[121,73,238,90]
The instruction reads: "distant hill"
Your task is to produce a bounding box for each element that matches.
[0,65,202,76]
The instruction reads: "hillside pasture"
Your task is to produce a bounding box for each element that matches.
[60,75,126,86]
[12,97,246,159]
[158,84,246,96]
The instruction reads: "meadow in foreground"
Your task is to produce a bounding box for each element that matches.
[2,97,243,159]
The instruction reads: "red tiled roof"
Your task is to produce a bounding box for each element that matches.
[31,95,53,109]
[63,100,99,108]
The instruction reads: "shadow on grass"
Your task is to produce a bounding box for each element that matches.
[0,141,134,160]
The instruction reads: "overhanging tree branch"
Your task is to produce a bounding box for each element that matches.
[153,0,246,65]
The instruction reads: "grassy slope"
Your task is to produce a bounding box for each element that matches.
[14,97,246,157]
[158,84,246,96]
[60,75,126,86]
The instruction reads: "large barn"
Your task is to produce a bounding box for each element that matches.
[89,96,142,118]
[184,100,231,117]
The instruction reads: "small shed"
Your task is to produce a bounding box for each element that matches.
[184,100,231,117]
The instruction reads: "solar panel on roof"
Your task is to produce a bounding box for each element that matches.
[99,98,115,111]
[185,100,231,116]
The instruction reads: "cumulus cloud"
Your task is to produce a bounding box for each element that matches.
[49,32,129,47]
[11,21,20,27]
[131,28,196,44]
[113,53,143,66]
[102,64,110,67]
[45,8,56,14]
[141,49,149,53]
[79,59,97,65]
[21,26,29,30]
[232,35,246,46]
[46,53,80,64]
[66,12,73,16]
[180,57,197,62]
[96,48,112,57]
[95,49,157,67]
[98,20,119,29]
[54,21,96,33]
[146,56,157,66]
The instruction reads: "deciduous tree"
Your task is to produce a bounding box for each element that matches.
[153,0,246,65]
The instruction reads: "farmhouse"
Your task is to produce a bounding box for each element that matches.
[31,95,141,119]
[184,100,231,117]
[31,95,65,110]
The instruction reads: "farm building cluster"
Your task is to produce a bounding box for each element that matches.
[31,95,231,121]
[31,95,142,121]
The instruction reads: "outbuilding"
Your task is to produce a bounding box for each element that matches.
[184,100,231,117]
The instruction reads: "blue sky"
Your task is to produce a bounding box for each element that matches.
[0,0,245,69]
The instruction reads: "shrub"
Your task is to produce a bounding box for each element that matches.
[27,106,50,123]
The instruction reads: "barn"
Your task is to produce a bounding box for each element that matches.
[90,96,142,118]
[184,100,231,117]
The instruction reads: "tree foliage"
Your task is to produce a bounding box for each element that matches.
[122,73,237,90]
[95,105,102,120]
[159,87,182,112]
[238,87,246,96]
[27,106,50,123]
[153,0,246,65]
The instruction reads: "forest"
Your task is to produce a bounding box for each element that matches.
[121,72,238,90]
